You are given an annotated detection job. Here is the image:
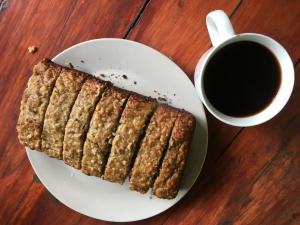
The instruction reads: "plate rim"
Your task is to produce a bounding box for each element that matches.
[26,38,208,222]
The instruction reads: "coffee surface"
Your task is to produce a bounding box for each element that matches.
[203,41,281,117]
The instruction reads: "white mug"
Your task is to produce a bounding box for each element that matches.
[194,10,294,127]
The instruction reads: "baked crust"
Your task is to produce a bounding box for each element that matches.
[152,110,195,199]
[81,87,130,176]
[103,93,157,184]
[41,67,86,159]
[17,59,197,200]
[129,105,178,193]
[63,78,110,169]
[17,59,61,150]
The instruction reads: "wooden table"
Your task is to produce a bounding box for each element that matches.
[1,1,299,224]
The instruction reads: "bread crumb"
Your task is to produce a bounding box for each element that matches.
[28,46,38,54]
[158,97,167,102]
[68,62,74,69]
[122,74,128,79]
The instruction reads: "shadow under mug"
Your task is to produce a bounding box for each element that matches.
[194,10,294,127]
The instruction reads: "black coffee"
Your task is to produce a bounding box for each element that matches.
[203,41,281,117]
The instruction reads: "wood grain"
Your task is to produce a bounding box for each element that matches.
[0,0,300,224]
[127,1,246,223]
[0,1,77,223]
[129,0,241,77]
[128,0,243,166]
[163,62,300,225]
[0,1,143,225]
[1,1,242,224]
[161,0,300,224]
[230,0,300,64]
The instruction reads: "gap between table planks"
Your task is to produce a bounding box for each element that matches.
[1,0,244,224]
[128,0,300,225]
[0,0,299,225]
[0,1,144,224]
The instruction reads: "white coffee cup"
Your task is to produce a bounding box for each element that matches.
[194,10,294,127]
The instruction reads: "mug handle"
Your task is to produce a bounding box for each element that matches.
[206,10,235,47]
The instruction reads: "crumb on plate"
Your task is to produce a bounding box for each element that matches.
[158,97,167,102]
[67,62,74,69]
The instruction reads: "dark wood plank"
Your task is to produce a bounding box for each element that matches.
[8,181,109,225]
[128,0,242,163]
[126,1,243,224]
[0,1,77,224]
[1,0,242,224]
[162,0,300,223]
[129,0,241,77]
[230,0,300,64]
[126,3,244,224]
[0,1,143,224]
[163,63,300,225]
[1,0,299,224]
[54,0,146,53]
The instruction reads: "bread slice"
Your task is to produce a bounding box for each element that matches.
[129,105,178,193]
[81,87,130,176]
[103,93,157,184]
[41,68,86,159]
[152,111,195,199]
[63,78,110,169]
[17,59,61,150]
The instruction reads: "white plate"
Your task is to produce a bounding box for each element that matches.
[26,39,208,222]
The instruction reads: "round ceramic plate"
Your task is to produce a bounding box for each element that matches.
[26,38,208,222]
